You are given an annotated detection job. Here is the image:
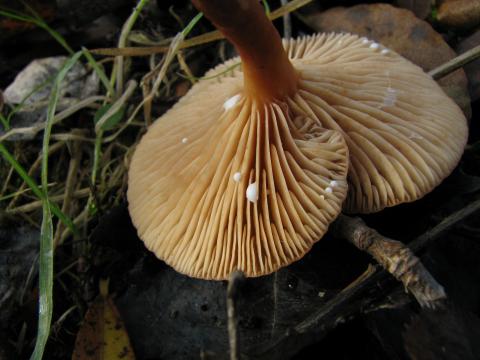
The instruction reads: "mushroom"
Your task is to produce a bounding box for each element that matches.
[127,0,350,279]
[128,0,468,279]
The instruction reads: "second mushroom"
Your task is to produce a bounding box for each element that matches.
[128,0,468,280]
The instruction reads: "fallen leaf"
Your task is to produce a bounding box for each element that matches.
[437,0,480,31]
[395,0,434,19]
[72,279,135,360]
[456,29,480,101]
[301,3,471,119]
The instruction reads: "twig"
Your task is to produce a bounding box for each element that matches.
[252,199,480,359]
[91,0,313,57]
[59,207,89,245]
[410,198,480,252]
[280,0,292,39]
[332,215,446,308]
[429,44,480,80]
[296,197,480,333]
[227,271,244,360]
[53,133,82,246]
[0,95,105,142]
[8,188,90,214]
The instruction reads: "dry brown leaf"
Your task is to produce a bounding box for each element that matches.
[457,29,480,101]
[396,0,434,19]
[301,3,471,119]
[437,0,480,30]
[72,280,135,360]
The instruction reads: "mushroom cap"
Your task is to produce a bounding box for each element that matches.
[128,57,349,280]
[128,32,468,278]
[282,33,467,213]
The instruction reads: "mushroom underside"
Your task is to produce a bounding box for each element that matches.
[128,33,468,279]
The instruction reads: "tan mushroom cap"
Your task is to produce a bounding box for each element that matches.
[128,63,349,280]
[129,31,468,278]
[283,33,468,213]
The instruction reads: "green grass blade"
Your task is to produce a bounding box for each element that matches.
[32,203,53,360]
[0,7,74,55]
[0,113,9,130]
[0,8,34,23]
[262,0,271,16]
[41,52,83,185]
[81,47,115,96]
[30,51,82,360]
[0,144,77,233]
[182,12,203,37]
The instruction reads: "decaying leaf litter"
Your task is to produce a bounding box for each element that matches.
[0,0,480,359]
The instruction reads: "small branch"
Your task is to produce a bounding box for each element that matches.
[227,271,244,360]
[53,133,82,246]
[332,215,446,308]
[429,44,480,80]
[91,0,313,57]
[8,188,90,214]
[410,198,480,252]
[294,198,480,334]
[280,0,292,39]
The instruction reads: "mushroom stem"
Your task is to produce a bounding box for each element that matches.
[192,0,298,101]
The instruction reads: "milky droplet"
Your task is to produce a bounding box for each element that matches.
[181,137,188,144]
[246,182,259,203]
[233,172,241,182]
[383,87,397,107]
[223,94,241,111]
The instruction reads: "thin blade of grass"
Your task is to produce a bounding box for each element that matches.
[33,203,53,360]
[81,47,115,96]
[0,143,77,233]
[115,0,151,95]
[23,4,74,55]
[0,113,9,130]
[90,0,313,57]
[30,51,82,360]
[262,0,271,16]
[0,7,74,55]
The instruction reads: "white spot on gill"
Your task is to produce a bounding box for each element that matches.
[370,42,380,50]
[182,137,188,144]
[381,48,389,55]
[233,172,241,182]
[408,132,424,140]
[223,94,241,111]
[383,87,397,107]
[361,38,369,44]
[325,187,333,194]
[246,182,259,203]
[329,180,338,188]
